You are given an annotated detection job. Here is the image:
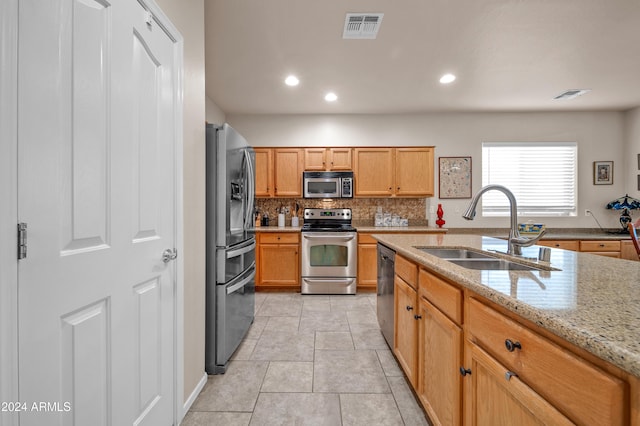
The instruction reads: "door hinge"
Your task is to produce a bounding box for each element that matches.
[17,222,27,260]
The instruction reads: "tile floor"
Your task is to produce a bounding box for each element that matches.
[182,292,431,426]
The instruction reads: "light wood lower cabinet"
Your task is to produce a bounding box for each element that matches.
[389,256,634,426]
[357,234,378,292]
[418,297,463,426]
[537,240,580,251]
[464,342,573,426]
[256,233,300,291]
[394,274,419,388]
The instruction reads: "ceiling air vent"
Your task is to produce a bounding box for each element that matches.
[343,13,384,39]
[553,89,591,100]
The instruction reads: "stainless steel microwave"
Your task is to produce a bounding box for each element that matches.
[303,171,353,199]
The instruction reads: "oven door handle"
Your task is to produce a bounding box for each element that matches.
[303,234,355,242]
[302,278,355,284]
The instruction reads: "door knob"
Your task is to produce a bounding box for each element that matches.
[162,248,178,263]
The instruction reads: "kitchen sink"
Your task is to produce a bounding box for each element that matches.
[415,247,495,259]
[446,258,543,271]
[415,246,550,271]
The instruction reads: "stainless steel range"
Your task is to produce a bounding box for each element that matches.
[301,208,357,295]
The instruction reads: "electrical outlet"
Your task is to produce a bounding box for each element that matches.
[585,209,591,216]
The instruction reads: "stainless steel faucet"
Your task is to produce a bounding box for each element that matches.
[462,184,547,256]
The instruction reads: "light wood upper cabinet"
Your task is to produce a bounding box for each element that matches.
[395,147,434,196]
[353,148,394,196]
[254,148,274,197]
[274,148,303,197]
[353,147,434,197]
[304,148,352,171]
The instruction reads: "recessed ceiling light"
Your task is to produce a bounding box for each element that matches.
[439,73,456,84]
[324,92,338,102]
[284,75,299,86]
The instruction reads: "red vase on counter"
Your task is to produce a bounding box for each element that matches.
[436,203,446,228]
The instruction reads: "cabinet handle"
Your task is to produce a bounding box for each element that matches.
[414,314,422,320]
[505,339,522,352]
[406,305,413,311]
[505,371,518,381]
[459,367,472,376]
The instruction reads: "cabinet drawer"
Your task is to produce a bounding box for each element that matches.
[395,254,418,289]
[467,298,626,426]
[418,268,462,325]
[259,233,300,244]
[358,233,377,244]
[580,240,621,252]
[538,240,579,251]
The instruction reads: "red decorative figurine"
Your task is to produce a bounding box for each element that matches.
[436,203,446,228]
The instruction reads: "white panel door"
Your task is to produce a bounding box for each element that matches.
[17,0,177,425]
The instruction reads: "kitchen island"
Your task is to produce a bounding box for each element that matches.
[374,233,640,425]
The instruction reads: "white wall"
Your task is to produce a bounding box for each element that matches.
[206,95,226,124]
[624,107,640,204]
[228,111,630,229]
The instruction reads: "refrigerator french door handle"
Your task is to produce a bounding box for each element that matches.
[226,264,256,295]
[226,240,256,258]
[243,149,255,230]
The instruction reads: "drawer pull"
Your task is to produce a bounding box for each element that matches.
[505,371,518,381]
[505,339,522,352]
[406,305,413,311]
[414,314,422,320]
[459,367,472,376]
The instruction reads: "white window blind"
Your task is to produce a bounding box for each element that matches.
[482,142,577,217]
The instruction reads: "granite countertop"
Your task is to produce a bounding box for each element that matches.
[254,225,446,233]
[254,226,302,232]
[373,233,640,378]
[447,227,632,241]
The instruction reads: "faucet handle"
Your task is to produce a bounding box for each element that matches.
[511,229,547,247]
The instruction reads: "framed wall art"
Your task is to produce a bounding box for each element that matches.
[593,161,613,185]
[439,156,472,199]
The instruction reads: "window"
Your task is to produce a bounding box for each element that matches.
[482,142,577,217]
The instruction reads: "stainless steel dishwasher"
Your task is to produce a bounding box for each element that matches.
[377,243,395,347]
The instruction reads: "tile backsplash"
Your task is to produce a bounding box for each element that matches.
[255,198,428,225]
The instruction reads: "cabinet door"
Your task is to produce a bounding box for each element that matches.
[621,240,639,261]
[274,148,303,197]
[395,148,434,196]
[354,148,394,196]
[394,275,418,387]
[537,240,579,251]
[418,298,462,426]
[254,148,273,197]
[464,342,573,426]
[357,242,378,291]
[304,148,326,171]
[328,148,352,170]
[258,243,300,288]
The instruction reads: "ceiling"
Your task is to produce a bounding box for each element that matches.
[204,0,640,115]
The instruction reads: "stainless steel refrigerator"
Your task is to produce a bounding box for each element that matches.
[205,123,256,374]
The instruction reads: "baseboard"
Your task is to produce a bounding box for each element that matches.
[181,372,207,417]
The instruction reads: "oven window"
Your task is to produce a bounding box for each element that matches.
[309,245,348,267]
